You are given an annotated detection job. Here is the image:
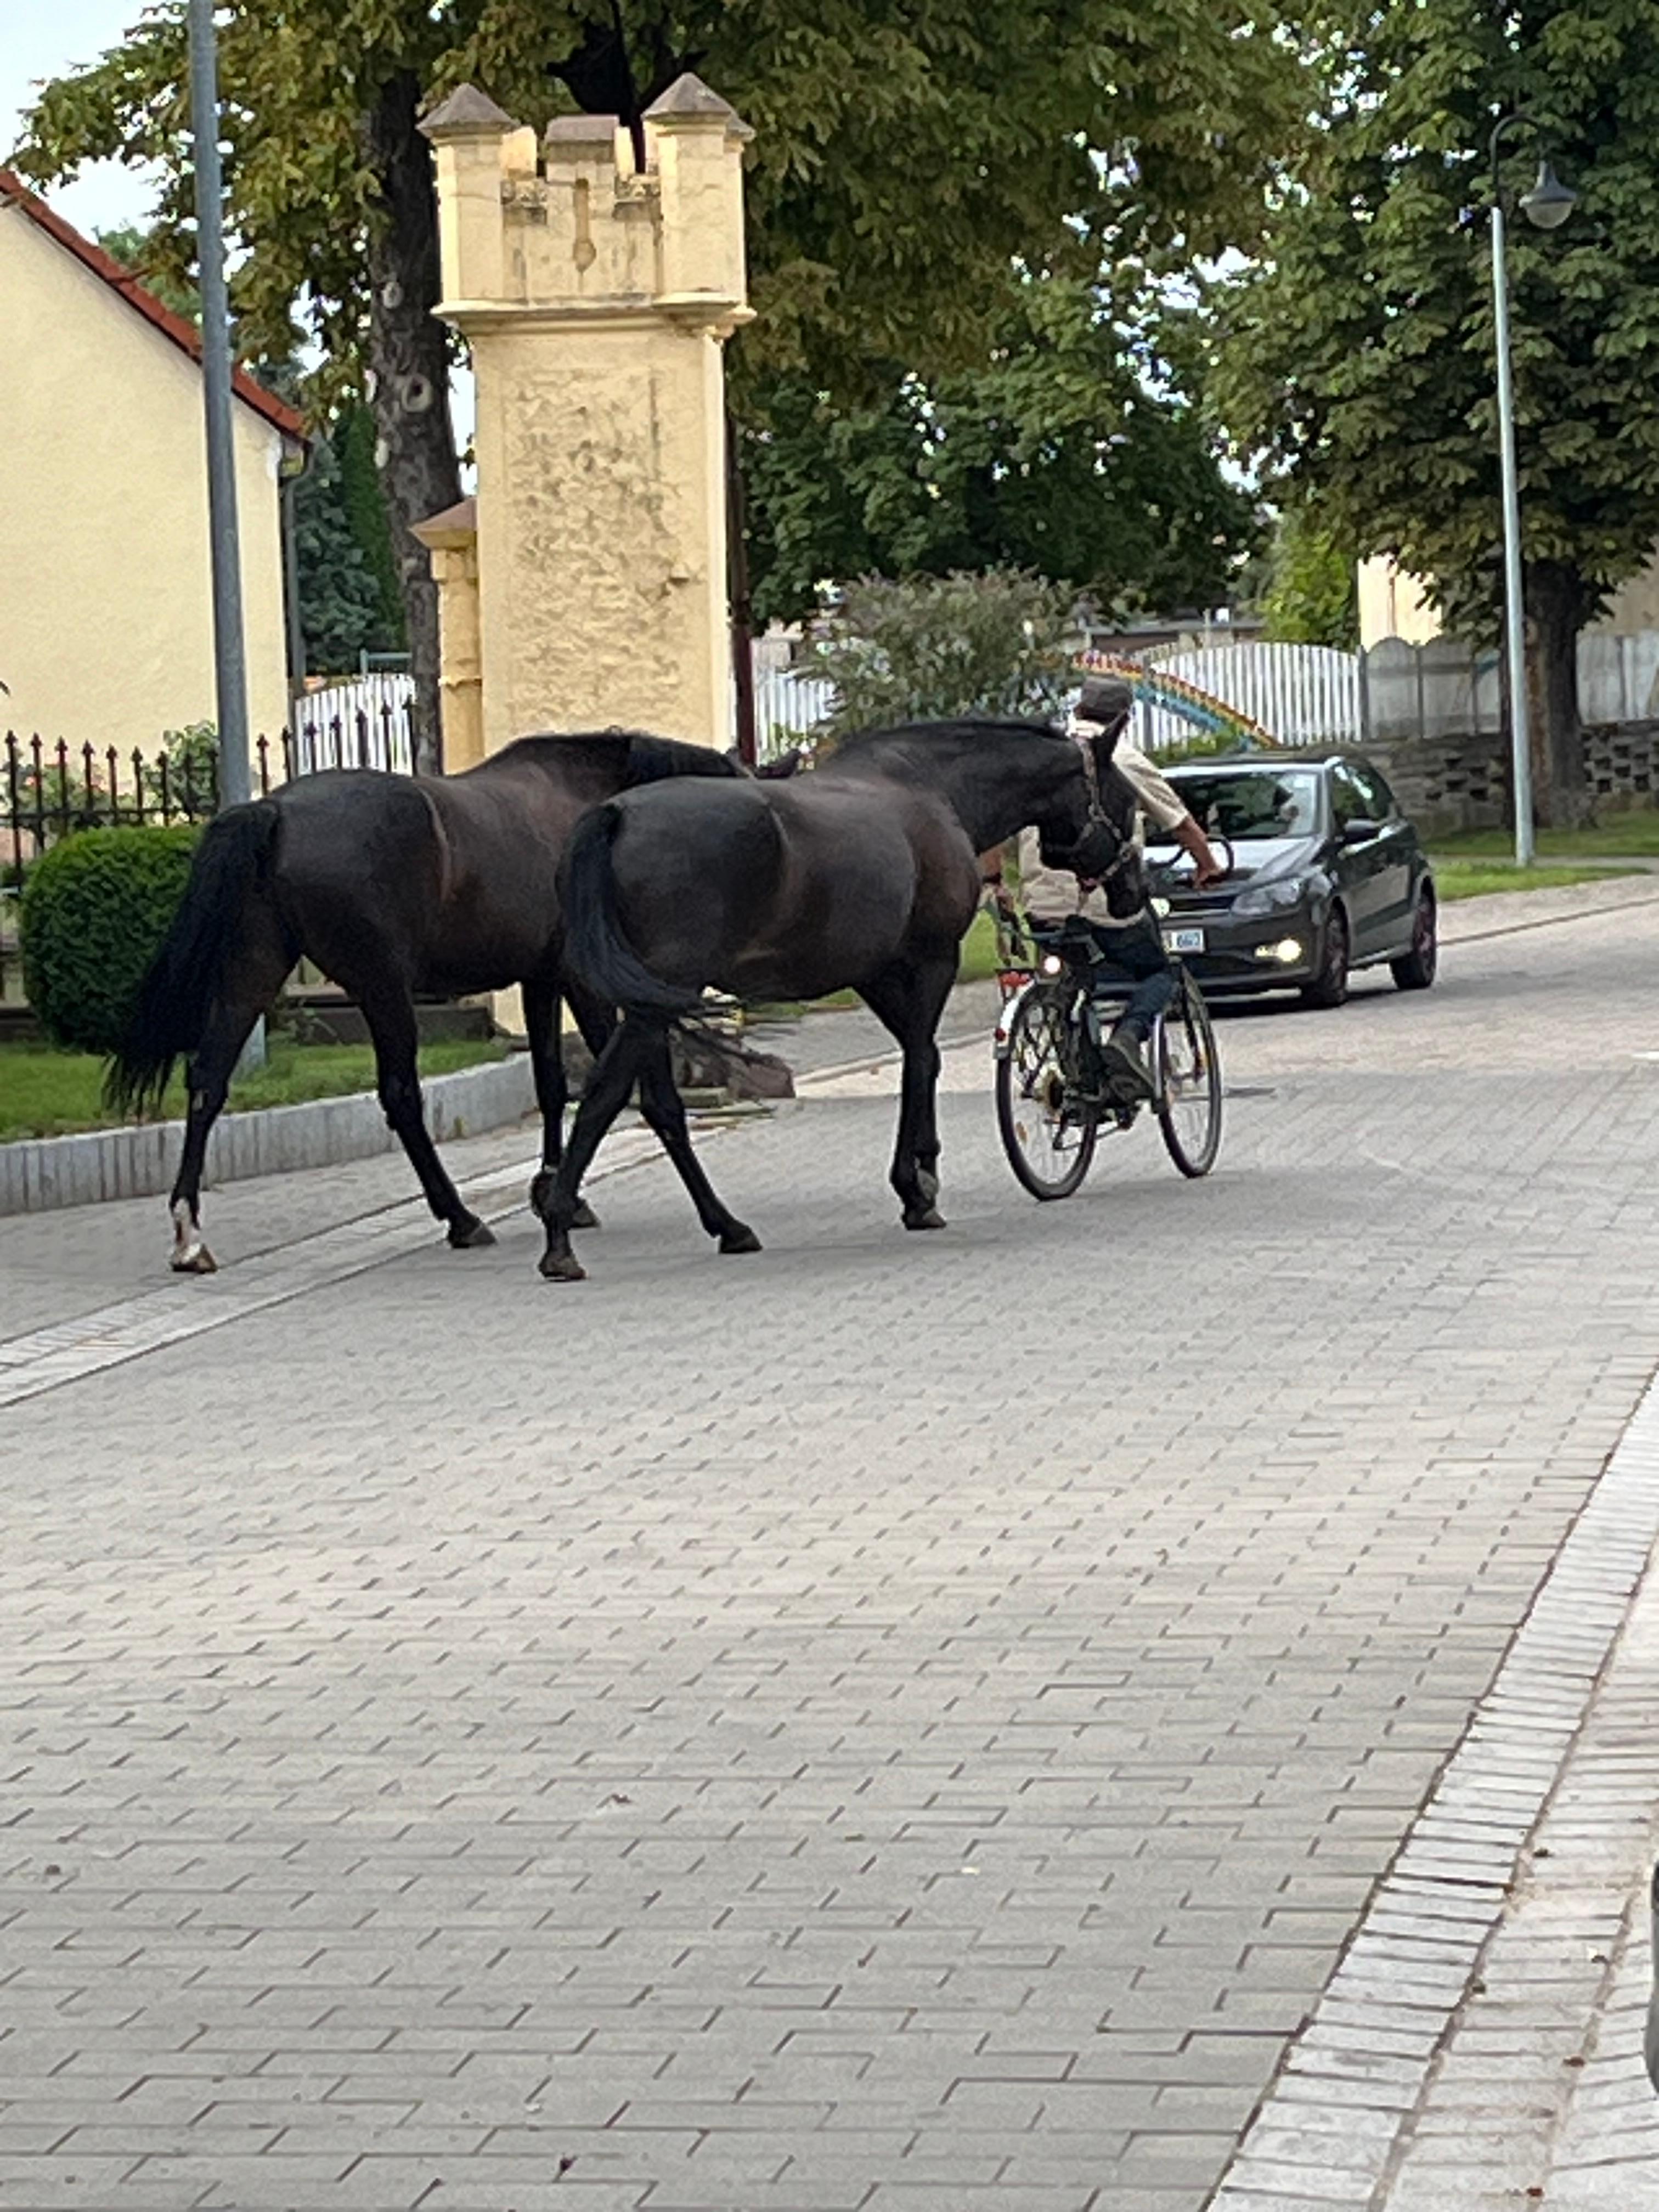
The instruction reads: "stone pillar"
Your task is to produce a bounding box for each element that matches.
[420,77,752,754]
[410,496,483,771]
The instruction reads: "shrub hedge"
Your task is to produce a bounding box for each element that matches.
[19,825,199,1055]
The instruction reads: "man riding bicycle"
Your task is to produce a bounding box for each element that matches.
[985,677,1224,1102]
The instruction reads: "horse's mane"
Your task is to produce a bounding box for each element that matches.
[483,730,741,785]
[625,732,743,785]
[828,716,1064,776]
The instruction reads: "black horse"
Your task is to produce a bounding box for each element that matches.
[539,716,1133,1281]
[108,731,741,1272]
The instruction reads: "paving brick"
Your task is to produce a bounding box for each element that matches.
[4,913,1659,2211]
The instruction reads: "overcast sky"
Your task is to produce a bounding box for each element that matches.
[3,0,160,232]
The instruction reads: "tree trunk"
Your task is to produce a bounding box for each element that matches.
[1525,560,1590,830]
[726,411,757,768]
[362,70,460,776]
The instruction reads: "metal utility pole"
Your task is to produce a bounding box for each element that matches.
[1488,114,1576,866]
[1490,187,1534,866]
[188,0,251,810]
[190,0,263,1069]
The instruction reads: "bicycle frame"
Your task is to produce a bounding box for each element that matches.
[988,894,1223,1189]
[990,906,1132,1068]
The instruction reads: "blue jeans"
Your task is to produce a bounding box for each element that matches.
[1077,914,1175,1042]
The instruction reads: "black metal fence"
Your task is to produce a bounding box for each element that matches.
[5,730,262,856]
[2,695,414,1007]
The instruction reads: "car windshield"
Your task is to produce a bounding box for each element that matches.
[1152,768,1323,843]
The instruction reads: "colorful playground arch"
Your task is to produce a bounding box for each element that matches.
[1076,650,1274,752]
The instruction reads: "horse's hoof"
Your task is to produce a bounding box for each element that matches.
[719,1225,763,1255]
[904,1207,947,1232]
[448,1216,496,1249]
[572,1200,601,1231]
[539,1250,588,1283]
[170,1244,218,1276]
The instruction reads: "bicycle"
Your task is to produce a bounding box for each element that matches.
[991,901,1224,1200]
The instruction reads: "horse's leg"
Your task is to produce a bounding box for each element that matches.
[523,974,597,1229]
[549,978,627,1232]
[567,980,755,1254]
[358,983,494,1250]
[168,930,292,1274]
[858,956,957,1231]
[538,1015,660,1283]
[635,1030,760,1257]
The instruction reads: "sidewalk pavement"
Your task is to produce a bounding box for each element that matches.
[1212,1372,1659,2211]
[5,871,1659,2210]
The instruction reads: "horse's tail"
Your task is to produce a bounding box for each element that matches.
[105,799,283,1114]
[562,800,701,1017]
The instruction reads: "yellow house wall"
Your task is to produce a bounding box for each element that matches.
[0,200,291,757]
[1357,557,1442,648]
[1359,549,1659,647]
[1603,563,1659,632]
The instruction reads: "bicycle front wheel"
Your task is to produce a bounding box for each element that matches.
[996,986,1099,1200]
[1155,977,1222,1179]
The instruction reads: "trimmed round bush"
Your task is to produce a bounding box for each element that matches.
[20,825,200,1055]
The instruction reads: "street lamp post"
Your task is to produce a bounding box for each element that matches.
[188,0,264,1068]
[187,0,251,811]
[1489,115,1576,867]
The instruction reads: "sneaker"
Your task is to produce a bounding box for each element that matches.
[1097,1025,1154,1102]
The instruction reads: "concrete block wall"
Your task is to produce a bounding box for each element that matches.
[0,1052,537,1217]
[1361,719,1659,836]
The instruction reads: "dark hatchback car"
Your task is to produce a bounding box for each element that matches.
[1146,753,1437,1007]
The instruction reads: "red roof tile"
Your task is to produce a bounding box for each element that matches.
[0,167,307,442]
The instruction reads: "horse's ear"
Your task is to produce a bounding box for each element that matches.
[754,748,803,780]
[724,746,757,778]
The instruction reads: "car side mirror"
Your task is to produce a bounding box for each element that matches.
[1341,817,1383,844]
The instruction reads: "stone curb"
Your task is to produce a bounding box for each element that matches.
[1440,876,1659,947]
[1206,1364,1659,2212]
[0,1052,537,1218]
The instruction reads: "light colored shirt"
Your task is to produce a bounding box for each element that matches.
[1014,730,1189,927]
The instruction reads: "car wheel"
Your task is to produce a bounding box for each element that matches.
[1391,885,1438,991]
[1301,906,1350,1009]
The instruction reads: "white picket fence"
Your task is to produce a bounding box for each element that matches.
[286,632,1659,781]
[289,673,416,776]
[750,663,833,759]
[746,640,1365,759]
[1137,641,1362,752]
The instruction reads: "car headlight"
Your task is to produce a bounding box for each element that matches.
[1233,876,1309,919]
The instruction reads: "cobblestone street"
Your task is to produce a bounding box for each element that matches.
[4,882,1659,2210]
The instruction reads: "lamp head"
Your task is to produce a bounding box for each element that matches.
[1520,159,1577,231]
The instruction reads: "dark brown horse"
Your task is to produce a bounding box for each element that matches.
[538,717,1133,1280]
[107,731,741,1272]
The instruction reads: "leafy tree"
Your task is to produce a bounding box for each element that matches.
[146,722,220,812]
[18,0,1304,768]
[809,570,1076,740]
[1258,503,1358,650]
[744,274,1260,627]
[290,434,402,675]
[334,405,406,654]
[1218,0,1659,822]
[95,221,198,321]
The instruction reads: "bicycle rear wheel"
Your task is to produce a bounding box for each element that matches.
[1155,977,1222,1178]
[996,986,1100,1200]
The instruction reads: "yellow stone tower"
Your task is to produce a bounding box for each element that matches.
[420,77,753,757]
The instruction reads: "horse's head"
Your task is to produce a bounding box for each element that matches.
[1034,727,1122,861]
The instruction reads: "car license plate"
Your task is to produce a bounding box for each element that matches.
[1164,926,1205,953]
